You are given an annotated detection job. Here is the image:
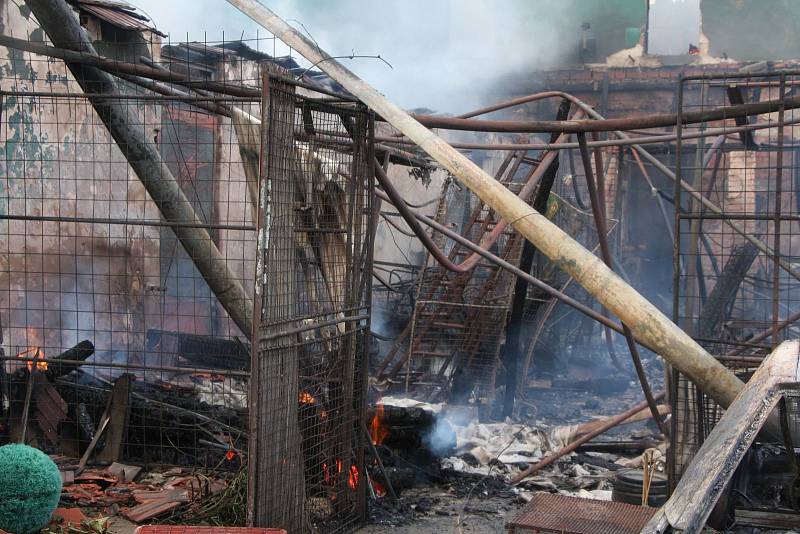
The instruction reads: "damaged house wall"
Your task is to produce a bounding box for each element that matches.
[0,2,267,364]
[0,0,165,361]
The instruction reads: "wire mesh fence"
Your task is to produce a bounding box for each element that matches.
[0,28,285,468]
[248,75,373,534]
[671,70,800,486]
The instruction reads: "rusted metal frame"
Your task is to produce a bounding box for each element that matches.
[578,133,668,436]
[380,153,523,379]
[374,155,517,377]
[402,153,540,386]
[375,189,649,344]
[24,0,253,338]
[510,391,666,485]
[773,75,787,349]
[402,160,527,387]
[643,341,800,534]
[435,231,524,385]
[402,190,522,385]
[502,100,571,416]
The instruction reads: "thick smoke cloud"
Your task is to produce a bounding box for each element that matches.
[131,0,578,113]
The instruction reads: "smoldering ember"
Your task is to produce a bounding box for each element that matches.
[4,1,800,534]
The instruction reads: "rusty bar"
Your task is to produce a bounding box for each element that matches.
[510,392,665,484]
[577,133,668,435]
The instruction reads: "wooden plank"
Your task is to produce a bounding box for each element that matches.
[97,374,132,464]
[122,499,181,523]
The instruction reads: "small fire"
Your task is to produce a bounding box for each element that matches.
[370,403,388,445]
[17,347,48,372]
[299,391,315,404]
[322,459,359,490]
[371,478,386,498]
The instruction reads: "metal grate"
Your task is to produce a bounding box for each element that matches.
[394,152,538,401]
[248,74,373,534]
[0,30,285,468]
[507,492,657,534]
[671,70,800,485]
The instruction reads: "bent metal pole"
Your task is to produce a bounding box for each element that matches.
[224,0,747,411]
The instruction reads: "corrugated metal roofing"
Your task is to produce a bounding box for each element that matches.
[75,0,166,37]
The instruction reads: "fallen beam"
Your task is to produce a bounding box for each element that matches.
[25,0,253,338]
[643,341,800,534]
[509,392,665,484]
[226,0,750,419]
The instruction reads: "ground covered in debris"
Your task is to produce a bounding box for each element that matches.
[358,379,666,532]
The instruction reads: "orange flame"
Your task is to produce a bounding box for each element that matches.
[370,404,388,445]
[299,391,315,404]
[16,347,48,372]
[322,459,359,490]
[371,478,386,497]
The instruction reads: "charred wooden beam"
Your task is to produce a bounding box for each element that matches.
[46,340,95,379]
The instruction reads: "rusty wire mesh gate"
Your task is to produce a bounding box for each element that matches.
[248,75,373,534]
[0,35,275,470]
[671,70,800,491]
[402,154,529,400]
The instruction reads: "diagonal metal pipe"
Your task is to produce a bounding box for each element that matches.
[225,0,757,423]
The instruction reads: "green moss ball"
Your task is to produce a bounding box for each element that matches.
[0,444,63,534]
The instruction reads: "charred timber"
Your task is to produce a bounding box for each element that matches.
[46,340,95,379]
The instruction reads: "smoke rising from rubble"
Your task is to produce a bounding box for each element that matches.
[132,0,583,113]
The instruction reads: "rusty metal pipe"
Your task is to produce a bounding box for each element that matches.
[226,0,757,430]
[578,133,668,436]
[509,391,665,484]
